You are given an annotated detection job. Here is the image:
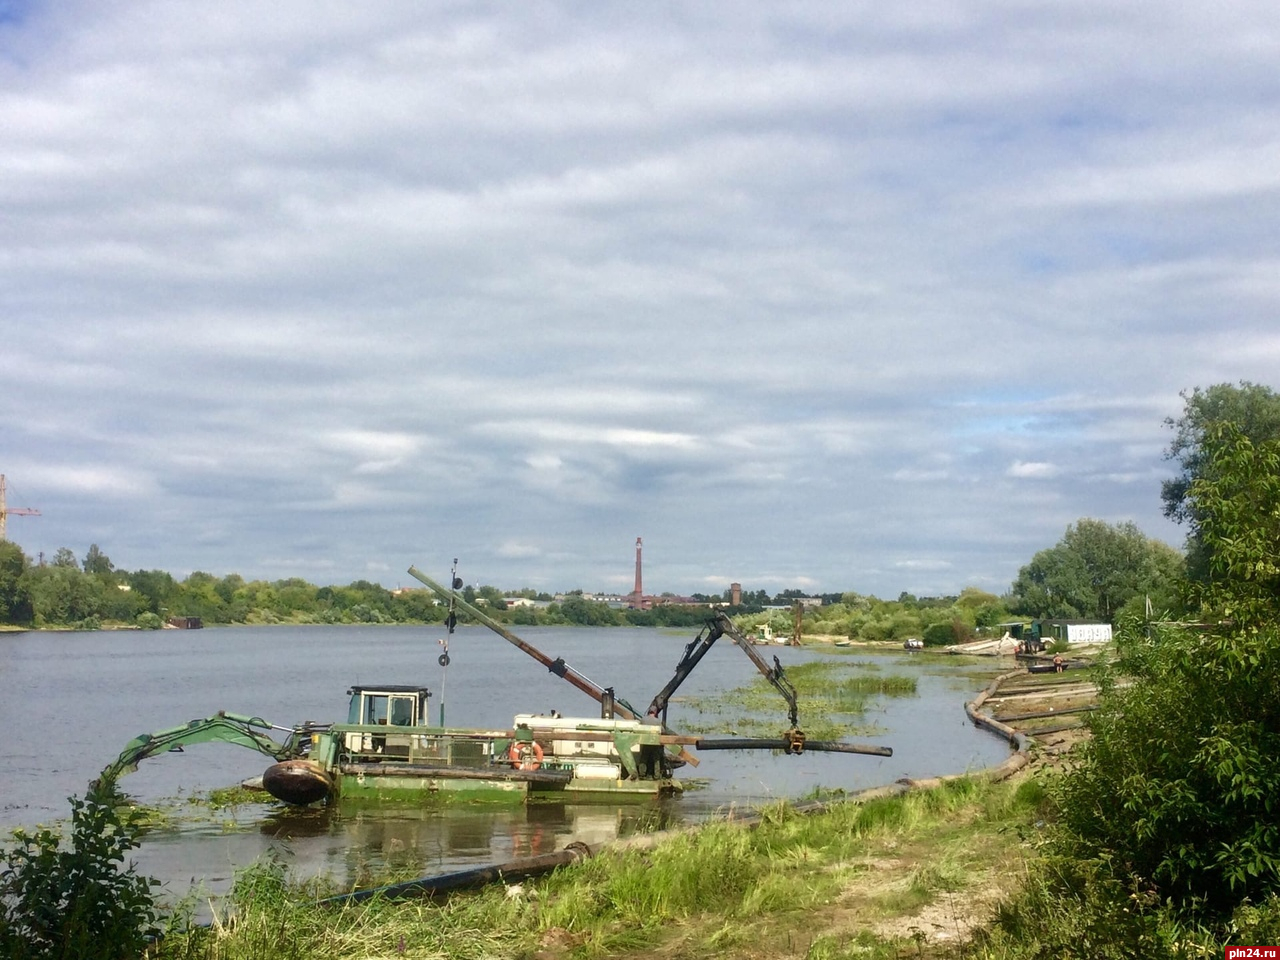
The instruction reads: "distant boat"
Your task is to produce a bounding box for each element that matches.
[751,624,787,645]
[164,617,203,630]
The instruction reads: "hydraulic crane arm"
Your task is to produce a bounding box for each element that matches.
[406,566,889,762]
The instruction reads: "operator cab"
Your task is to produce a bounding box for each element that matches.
[346,685,431,728]
[343,685,433,759]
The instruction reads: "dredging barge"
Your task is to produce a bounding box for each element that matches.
[99,563,891,806]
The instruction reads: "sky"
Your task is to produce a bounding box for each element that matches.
[2,2,1278,600]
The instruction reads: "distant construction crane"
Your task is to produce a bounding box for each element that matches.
[0,475,40,541]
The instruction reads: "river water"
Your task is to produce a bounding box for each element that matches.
[0,624,1009,903]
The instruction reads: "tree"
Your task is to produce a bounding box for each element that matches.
[0,541,32,625]
[1009,519,1184,621]
[215,573,245,604]
[475,585,508,610]
[1182,422,1280,624]
[558,595,621,626]
[23,565,105,626]
[83,544,114,578]
[1163,381,1280,581]
[125,570,178,615]
[51,547,79,569]
[175,572,230,622]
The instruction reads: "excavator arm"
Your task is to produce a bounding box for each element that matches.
[96,711,312,787]
[712,613,800,729]
[408,564,890,762]
[647,614,892,758]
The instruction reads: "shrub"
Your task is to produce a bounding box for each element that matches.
[1047,618,1280,921]
[0,785,158,959]
[921,621,956,646]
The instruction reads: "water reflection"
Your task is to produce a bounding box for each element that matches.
[245,798,675,892]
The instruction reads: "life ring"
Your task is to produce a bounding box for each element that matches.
[509,740,543,771]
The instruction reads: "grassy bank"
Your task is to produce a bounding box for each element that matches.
[151,775,1046,960]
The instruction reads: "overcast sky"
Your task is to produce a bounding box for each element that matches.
[2,2,1278,599]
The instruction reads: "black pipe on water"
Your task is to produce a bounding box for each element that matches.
[318,842,595,906]
[693,738,892,757]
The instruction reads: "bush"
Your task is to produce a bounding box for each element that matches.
[1047,619,1280,921]
[921,621,956,646]
[135,611,163,630]
[0,785,158,959]
[857,619,890,642]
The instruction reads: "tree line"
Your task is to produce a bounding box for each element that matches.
[0,549,749,631]
[0,523,1186,635]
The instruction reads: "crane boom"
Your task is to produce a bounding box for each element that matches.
[0,474,40,541]
[406,565,700,766]
[407,563,890,763]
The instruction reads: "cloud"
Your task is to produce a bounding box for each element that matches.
[1007,461,1061,480]
[894,559,954,572]
[22,464,159,499]
[496,541,542,560]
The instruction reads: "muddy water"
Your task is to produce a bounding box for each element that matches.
[0,624,1009,903]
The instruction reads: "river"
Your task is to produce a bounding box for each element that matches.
[0,624,1010,904]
